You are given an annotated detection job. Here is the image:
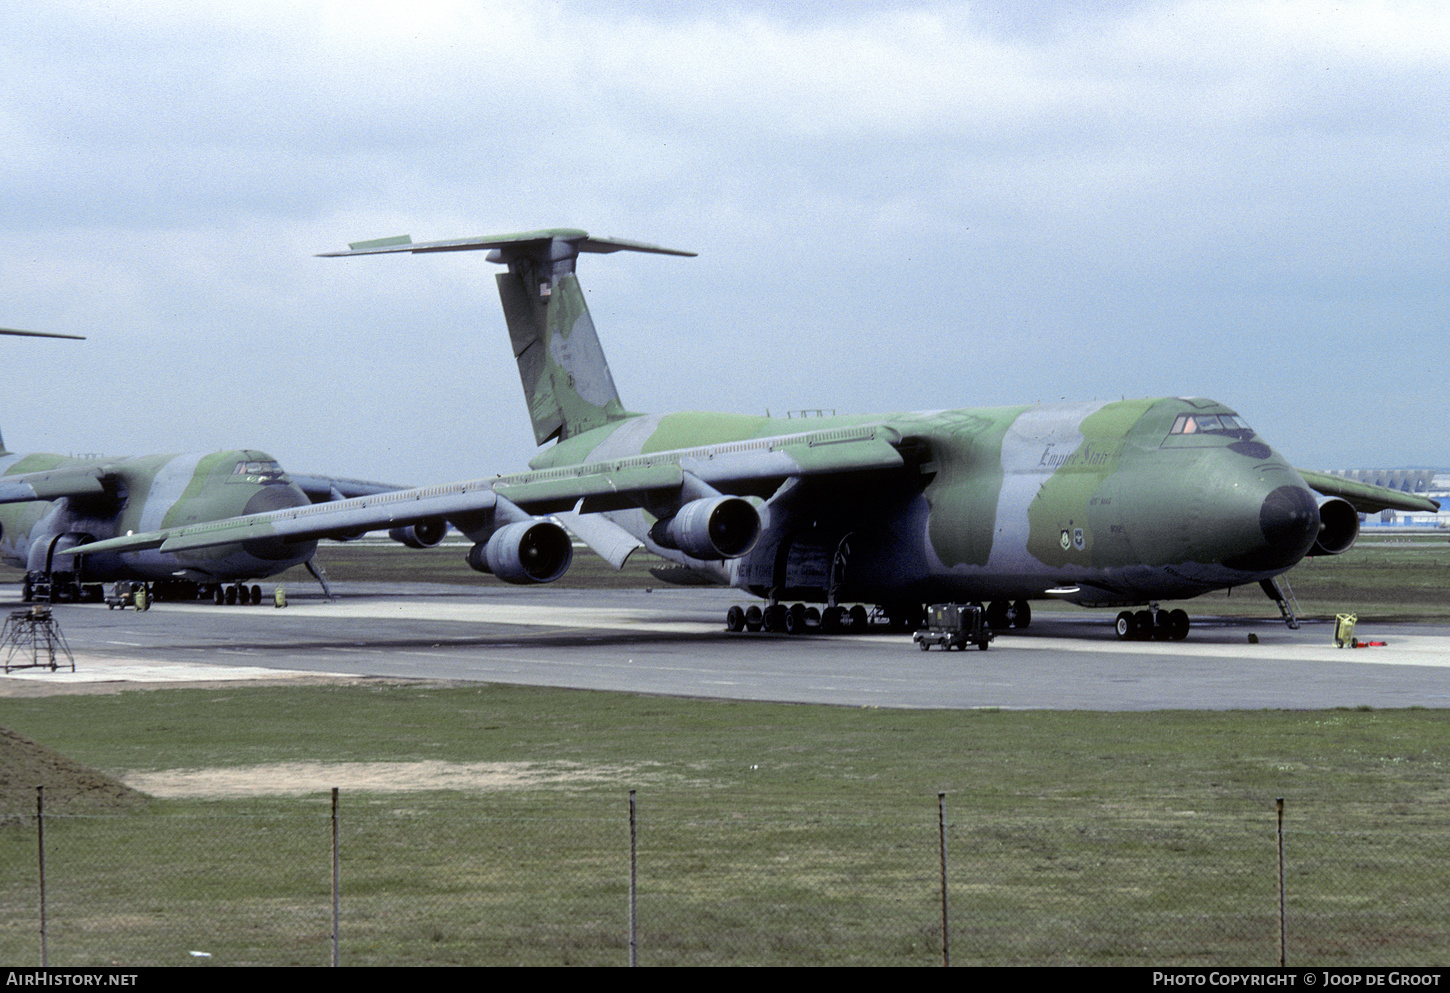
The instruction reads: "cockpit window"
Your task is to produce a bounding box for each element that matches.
[1169,414,1252,437]
[230,460,288,483]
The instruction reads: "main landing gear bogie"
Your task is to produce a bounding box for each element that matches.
[212,584,264,606]
[725,599,1032,636]
[1115,607,1190,641]
[726,602,872,635]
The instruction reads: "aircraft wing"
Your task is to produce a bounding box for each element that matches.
[1298,469,1441,515]
[0,465,108,504]
[287,473,412,504]
[62,423,906,562]
[64,479,503,557]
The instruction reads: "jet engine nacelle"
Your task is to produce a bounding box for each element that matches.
[466,519,573,584]
[648,496,760,559]
[388,519,447,549]
[1307,496,1360,556]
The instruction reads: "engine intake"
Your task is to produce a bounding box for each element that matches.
[1307,496,1359,556]
[649,496,760,559]
[467,520,573,584]
[389,519,447,549]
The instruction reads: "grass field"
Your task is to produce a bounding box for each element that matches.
[2,685,1448,966]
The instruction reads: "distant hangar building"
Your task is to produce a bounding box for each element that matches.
[1323,469,1450,529]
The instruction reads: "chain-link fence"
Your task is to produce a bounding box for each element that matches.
[1,790,1445,966]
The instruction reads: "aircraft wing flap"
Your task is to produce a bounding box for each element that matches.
[0,466,108,504]
[1298,468,1441,515]
[61,480,502,557]
[556,510,645,570]
[773,434,905,476]
[676,426,906,490]
[496,464,683,514]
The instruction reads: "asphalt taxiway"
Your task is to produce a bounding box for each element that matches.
[3,583,1449,709]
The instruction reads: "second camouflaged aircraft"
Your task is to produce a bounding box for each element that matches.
[1,440,412,603]
[69,229,1440,638]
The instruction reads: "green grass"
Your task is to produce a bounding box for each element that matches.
[2,686,1449,965]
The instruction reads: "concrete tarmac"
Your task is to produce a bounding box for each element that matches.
[3,583,1449,709]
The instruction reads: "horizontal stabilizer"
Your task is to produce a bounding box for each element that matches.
[320,228,695,259]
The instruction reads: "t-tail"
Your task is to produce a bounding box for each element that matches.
[320,228,695,446]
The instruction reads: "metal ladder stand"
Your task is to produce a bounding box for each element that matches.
[1259,577,1302,630]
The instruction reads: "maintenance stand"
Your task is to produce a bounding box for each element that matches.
[2,606,75,673]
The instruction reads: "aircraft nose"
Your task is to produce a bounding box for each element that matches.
[1221,484,1320,572]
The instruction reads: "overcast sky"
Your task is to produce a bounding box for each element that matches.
[1,1,1446,485]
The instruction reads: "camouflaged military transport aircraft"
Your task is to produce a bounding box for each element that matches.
[67,229,1440,639]
[0,325,415,603]
[1,443,411,604]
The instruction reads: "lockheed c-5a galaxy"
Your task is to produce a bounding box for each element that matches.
[3,439,412,604]
[70,229,1439,638]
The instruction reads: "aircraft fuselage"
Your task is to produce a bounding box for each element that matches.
[0,449,316,591]
[531,396,1325,610]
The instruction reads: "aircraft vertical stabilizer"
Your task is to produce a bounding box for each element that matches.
[320,229,695,445]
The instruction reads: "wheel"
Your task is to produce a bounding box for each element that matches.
[214,586,225,605]
[1153,612,1173,640]
[848,605,868,631]
[918,638,930,651]
[804,606,820,626]
[784,603,807,634]
[978,637,991,650]
[763,604,786,632]
[1011,600,1032,629]
[250,585,262,605]
[224,585,237,605]
[725,605,746,632]
[1133,610,1153,638]
[1168,609,1190,641]
[987,601,1011,629]
[1115,611,1136,640]
[821,606,844,633]
[744,605,763,632]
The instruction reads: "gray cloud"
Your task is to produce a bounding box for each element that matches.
[0,0,1445,484]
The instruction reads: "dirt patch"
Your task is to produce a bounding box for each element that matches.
[0,726,146,819]
[124,760,646,798]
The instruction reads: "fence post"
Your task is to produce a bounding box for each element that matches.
[938,792,950,967]
[628,789,638,968]
[332,787,340,968]
[1276,797,1286,967]
[36,785,46,967]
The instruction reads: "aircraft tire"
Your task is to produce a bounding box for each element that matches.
[250,585,262,605]
[725,605,745,632]
[785,603,808,634]
[1115,611,1136,640]
[1012,600,1032,629]
[849,605,868,632]
[821,606,844,633]
[763,604,786,633]
[744,605,763,632]
[1169,609,1190,641]
[1133,610,1153,638]
[987,601,1011,629]
[214,587,225,606]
